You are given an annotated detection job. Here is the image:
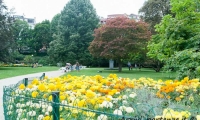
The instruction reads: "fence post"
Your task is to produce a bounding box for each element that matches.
[24,78,28,86]
[52,91,60,120]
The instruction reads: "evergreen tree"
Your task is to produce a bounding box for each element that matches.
[48,0,99,65]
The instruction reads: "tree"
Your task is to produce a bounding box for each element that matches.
[147,0,200,79]
[51,13,61,36]
[32,20,52,55]
[48,0,99,65]
[88,17,151,72]
[0,0,14,62]
[139,0,171,34]
[12,19,34,55]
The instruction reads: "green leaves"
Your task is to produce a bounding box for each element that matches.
[147,0,200,79]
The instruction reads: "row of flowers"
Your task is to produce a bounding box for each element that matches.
[4,74,200,120]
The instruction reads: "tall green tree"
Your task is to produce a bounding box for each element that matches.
[32,20,52,55]
[48,0,99,65]
[139,0,171,34]
[13,19,34,54]
[88,17,151,72]
[0,0,14,62]
[51,13,61,36]
[147,0,200,79]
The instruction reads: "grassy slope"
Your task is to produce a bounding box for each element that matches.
[0,66,59,79]
[64,67,176,80]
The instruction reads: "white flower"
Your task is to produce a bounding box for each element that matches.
[34,103,41,108]
[16,103,21,108]
[7,105,13,110]
[116,92,120,94]
[119,106,126,111]
[45,112,49,116]
[38,115,44,120]
[27,110,36,116]
[15,89,22,94]
[129,93,137,98]
[47,106,52,112]
[16,109,23,113]
[26,101,32,106]
[112,98,118,103]
[42,104,48,109]
[101,101,113,108]
[20,104,25,108]
[97,114,108,120]
[126,89,131,92]
[125,107,134,113]
[122,95,128,100]
[122,100,128,105]
[106,95,113,100]
[113,109,122,115]
[7,111,12,115]
[8,98,14,103]
[61,100,68,105]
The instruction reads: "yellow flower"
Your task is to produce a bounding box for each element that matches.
[38,84,46,92]
[48,95,52,101]
[48,83,56,91]
[32,79,39,85]
[43,115,51,120]
[19,84,25,90]
[32,91,38,98]
[86,90,96,98]
[27,84,33,89]
[78,99,86,107]
[60,95,66,101]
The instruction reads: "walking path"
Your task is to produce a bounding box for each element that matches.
[0,70,66,120]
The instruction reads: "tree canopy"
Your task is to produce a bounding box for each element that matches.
[147,0,200,79]
[89,17,151,71]
[139,0,171,34]
[0,0,14,62]
[48,0,99,65]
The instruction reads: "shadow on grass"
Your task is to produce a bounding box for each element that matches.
[0,67,16,70]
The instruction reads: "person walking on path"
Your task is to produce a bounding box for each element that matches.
[75,61,80,72]
[127,62,132,71]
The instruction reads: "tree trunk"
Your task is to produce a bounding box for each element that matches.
[118,60,122,72]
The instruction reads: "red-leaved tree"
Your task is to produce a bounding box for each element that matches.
[88,17,151,71]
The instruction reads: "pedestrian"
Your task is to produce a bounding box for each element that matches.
[127,62,131,71]
[135,63,137,70]
[75,61,80,72]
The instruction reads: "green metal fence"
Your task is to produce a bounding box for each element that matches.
[3,73,200,120]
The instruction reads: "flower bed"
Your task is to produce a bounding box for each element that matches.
[3,74,200,120]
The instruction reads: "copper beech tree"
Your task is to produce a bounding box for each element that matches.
[88,17,151,72]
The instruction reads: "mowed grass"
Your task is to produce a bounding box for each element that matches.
[0,66,59,79]
[65,67,177,81]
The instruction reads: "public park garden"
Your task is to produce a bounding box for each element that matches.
[1,0,200,119]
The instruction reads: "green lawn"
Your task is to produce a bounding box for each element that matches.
[0,66,59,79]
[64,67,177,81]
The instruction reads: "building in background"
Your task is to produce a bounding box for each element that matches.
[100,13,140,24]
[13,15,36,29]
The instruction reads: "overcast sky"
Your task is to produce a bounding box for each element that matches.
[5,0,146,23]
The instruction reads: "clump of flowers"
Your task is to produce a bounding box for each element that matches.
[3,74,200,119]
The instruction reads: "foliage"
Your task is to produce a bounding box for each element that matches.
[139,0,171,34]
[48,0,99,65]
[0,0,15,62]
[147,0,200,79]
[89,17,151,71]
[12,19,35,55]
[23,55,34,64]
[31,20,53,55]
